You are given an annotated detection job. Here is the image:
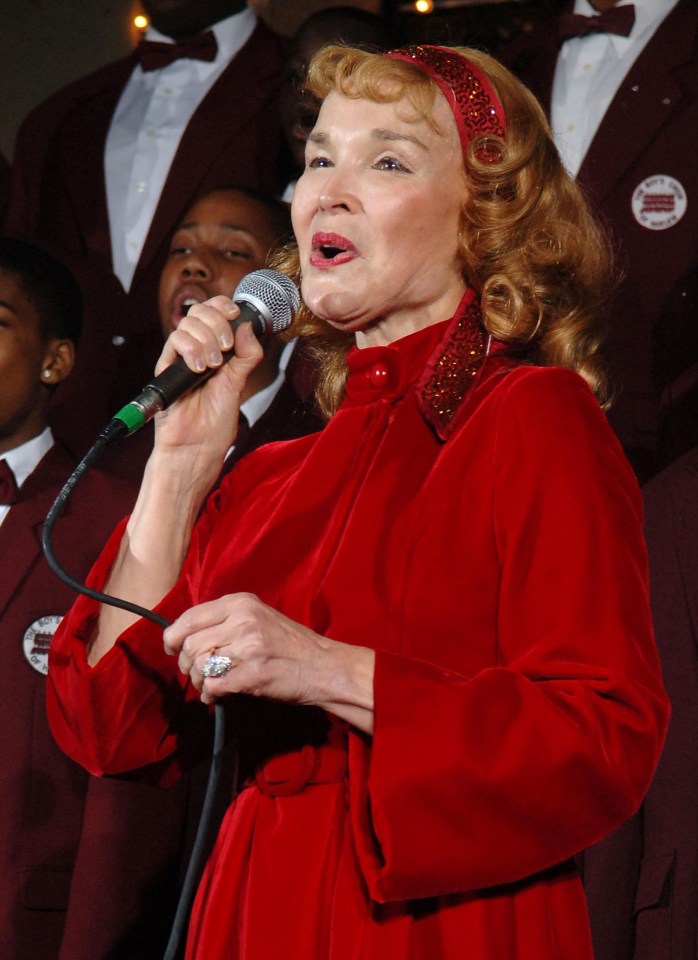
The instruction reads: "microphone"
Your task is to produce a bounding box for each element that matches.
[104,269,300,441]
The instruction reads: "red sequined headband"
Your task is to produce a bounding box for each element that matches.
[385,45,507,150]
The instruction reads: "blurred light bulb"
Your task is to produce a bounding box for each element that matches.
[415,0,434,12]
[134,14,149,30]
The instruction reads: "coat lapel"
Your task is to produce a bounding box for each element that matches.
[58,57,137,272]
[0,446,75,620]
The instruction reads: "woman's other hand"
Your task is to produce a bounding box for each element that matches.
[163,594,376,734]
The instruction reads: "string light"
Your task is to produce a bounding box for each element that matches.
[414,0,434,12]
[134,14,149,30]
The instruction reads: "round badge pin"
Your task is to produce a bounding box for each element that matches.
[23,615,63,675]
[631,175,687,231]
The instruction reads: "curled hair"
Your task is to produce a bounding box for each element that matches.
[276,45,615,417]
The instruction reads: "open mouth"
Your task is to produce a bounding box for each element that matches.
[311,233,357,268]
[172,287,208,324]
[180,297,199,316]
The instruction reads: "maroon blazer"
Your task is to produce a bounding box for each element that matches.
[4,19,291,454]
[0,442,136,959]
[582,447,698,960]
[502,0,698,481]
[632,447,698,960]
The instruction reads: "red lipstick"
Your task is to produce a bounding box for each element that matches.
[310,232,358,269]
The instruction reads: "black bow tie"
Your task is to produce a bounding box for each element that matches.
[559,5,636,42]
[0,459,19,506]
[136,30,218,72]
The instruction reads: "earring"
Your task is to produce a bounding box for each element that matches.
[42,369,52,379]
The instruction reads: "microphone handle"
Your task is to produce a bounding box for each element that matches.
[145,306,267,404]
[105,304,267,440]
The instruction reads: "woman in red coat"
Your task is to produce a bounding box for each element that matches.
[47,45,669,958]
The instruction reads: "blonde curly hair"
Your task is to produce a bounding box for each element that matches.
[273,44,615,419]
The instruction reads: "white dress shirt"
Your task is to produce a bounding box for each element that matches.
[551,0,679,176]
[0,428,53,527]
[240,338,296,431]
[105,7,257,292]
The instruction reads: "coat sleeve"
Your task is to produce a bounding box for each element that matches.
[347,368,670,902]
[47,488,225,779]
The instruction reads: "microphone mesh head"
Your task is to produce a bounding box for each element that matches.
[234,269,300,334]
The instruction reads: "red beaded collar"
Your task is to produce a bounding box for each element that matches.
[343,290,506,441]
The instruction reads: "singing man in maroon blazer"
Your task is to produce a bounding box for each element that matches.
[4,0,291,451]
[93,183,324,484]
[502,0,698,481]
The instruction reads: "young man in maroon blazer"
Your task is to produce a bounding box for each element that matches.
[0,238,138,958]
[3,0,292,453]
[502,0,698,482]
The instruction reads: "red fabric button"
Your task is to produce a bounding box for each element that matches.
[368,363,391,389]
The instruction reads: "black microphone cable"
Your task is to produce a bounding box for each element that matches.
[41,269,301,960]
[42,430,228,960]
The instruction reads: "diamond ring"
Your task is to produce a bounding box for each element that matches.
[202,653,234,678]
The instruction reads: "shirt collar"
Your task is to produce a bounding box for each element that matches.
[241,338,295,429]
[3,427,54,490]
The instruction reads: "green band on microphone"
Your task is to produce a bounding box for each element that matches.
[112,403,146,435]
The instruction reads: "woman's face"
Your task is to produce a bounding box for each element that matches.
[292,88,468,347]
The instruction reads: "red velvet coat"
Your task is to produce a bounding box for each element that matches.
[47,295,669,959]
